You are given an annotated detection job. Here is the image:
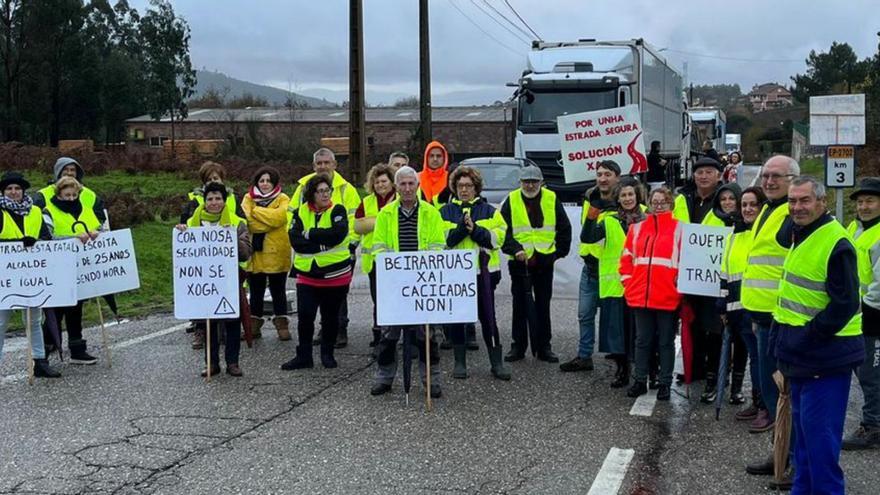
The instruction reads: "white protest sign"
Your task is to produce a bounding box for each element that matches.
[172,226,240,319]
[677,223,732,297]
[809,94,865,146]
[376,250,477,326]
[75,229,140,299]
[0,239,78,309]
[557,104,648,183]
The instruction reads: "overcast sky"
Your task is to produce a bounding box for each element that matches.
[132,1,880,105]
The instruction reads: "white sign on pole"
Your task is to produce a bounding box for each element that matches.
[557,104,648,183]
[172,226,240,319]
[677,224,732,297]
[809,94,865,146]
[825,146,856,188]
[75,229,140,299]
[0,239,78,309]
[376,250,477,326]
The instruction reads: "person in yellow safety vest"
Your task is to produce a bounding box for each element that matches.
[439,165,511,381]
[41,177,107,366]
[354,163,398,347]
[281,174,354,372]
[33,157,105,225]
[671,156,726,389]
[771,176,863,494]
[417,140,453,208]
[289,147,361,349]
[180,161,241,350]
[842,177,880,450]
[387,151,410,170]
[580,176,646,389]
[180,161,242,225]
[176,182,252,378]
[561,160,621,373]
[0,172,61,378]
[742,155,798,486]
[499,165,572,363]
[369,166,447,399]
[719,186,769,422]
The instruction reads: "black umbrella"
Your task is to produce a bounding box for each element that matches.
[43,308,63,360]
[714,326,732,420]
[402,327,413,406]
[521,264,540,355]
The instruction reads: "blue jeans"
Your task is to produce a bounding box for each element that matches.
[856,335,880,427]
[791,373,850,495]
[755,322,779,418]
[577,264,599,359]
[738,314,761,405]
[0,308,45,361]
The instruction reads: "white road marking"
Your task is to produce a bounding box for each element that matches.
[629,389,658,417]
[111,323,188,350]
[587,447,635,495]
[3,319,130,354]
[1,372,27,385]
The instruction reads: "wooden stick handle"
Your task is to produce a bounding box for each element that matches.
[25,307,34,386]
[206,319,212,383]
[425,324,432,412]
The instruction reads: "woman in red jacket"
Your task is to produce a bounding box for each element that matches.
[620,186,682,401]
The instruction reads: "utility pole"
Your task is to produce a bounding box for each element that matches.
[419,0,432,156]
[349,0,367,183]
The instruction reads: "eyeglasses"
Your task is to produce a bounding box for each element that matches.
[457,183,475,190]
[761,173,794,181]
[315,187,333,195]
[650,201,670,207]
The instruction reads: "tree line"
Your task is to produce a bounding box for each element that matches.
[0,0,195,146]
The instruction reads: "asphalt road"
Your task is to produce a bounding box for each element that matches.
[1,291,878,494]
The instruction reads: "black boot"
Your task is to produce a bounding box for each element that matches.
[452,345,468,379]
[440,327,452,350]
[700,372,718,404]
[69,339,97,365]
[610,356,630,389]
[369,327,381,347]
[729,371,746,405]
[465,324,479,351]
[281,345,314,370]
[505,344,526,362]
[33,359,61,378]
[488,345,511,380]
[320,344,338,369]
[334,327,348,349]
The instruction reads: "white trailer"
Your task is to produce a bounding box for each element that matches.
[512,39,689,200]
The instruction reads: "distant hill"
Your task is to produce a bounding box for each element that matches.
[193,70,335,108]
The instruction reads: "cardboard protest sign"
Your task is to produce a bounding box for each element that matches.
[172,226,240,319]
[557,104,648,183]
[0,239,78,309]
[376,250,477,326]
[75,229,140,299]
[677,224,732,297]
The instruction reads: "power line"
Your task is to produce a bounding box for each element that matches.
[468,0,532,45]
[448,0,524,57]
[481,0,534,41]
[662,48,803,63]
[503,0,542,41]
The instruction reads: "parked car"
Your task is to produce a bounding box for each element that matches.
[452,157,534,205]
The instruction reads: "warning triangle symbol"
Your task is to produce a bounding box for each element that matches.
[213,296,237,316]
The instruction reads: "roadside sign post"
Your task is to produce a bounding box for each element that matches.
[825,146,856,222]
[810,94,864,224]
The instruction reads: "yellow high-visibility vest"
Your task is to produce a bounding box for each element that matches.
[506,188,557,258]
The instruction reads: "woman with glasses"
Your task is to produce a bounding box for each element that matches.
[582,176,646,388]
[282,174,353,371]
[620,187,682,401]
[439,166,511,381]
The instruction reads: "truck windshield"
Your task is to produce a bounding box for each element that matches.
[519,89,617,128]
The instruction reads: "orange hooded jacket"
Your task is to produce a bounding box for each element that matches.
[419,140,449,203]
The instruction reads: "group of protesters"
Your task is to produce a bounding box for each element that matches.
[1,137,877,493]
